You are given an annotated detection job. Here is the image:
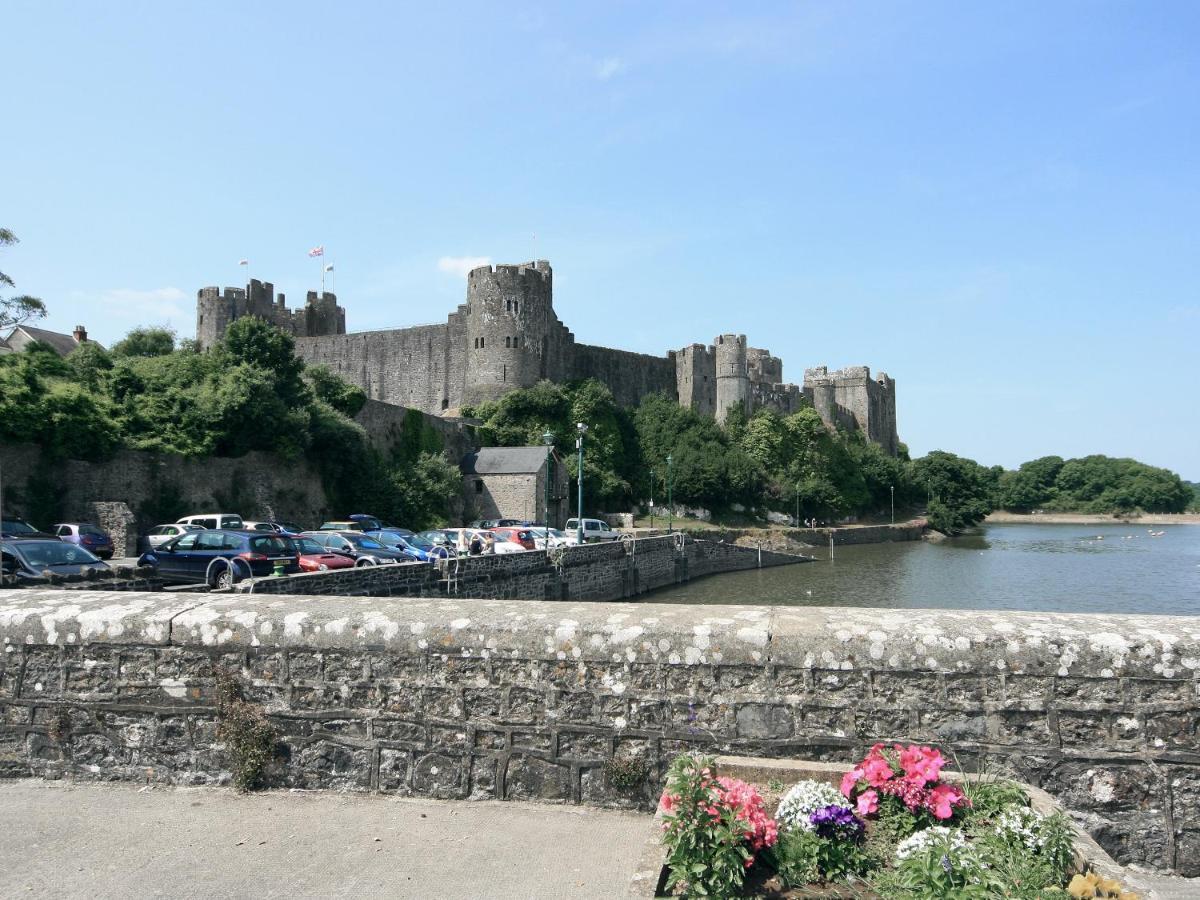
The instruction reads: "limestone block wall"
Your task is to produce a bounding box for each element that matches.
[0,592,1195,873]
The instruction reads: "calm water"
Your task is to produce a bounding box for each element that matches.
[647,523,1200,616]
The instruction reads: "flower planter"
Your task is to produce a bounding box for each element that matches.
[628,755,1156,898]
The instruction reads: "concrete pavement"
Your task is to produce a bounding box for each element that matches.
[0,780,654,899]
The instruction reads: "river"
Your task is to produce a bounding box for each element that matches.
[647,522,1200,616]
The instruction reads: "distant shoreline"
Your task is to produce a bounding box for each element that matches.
[985,511,1200,526]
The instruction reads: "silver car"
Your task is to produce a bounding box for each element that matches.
[146,523,203,549]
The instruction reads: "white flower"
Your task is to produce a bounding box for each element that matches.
[895,826,968,861]
[775,779,846,831]
[995,804,1047,852]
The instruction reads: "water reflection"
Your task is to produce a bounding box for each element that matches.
[645,523,1200,616]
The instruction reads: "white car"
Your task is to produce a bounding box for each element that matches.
[564,518,624,543]
[177,513,245,530]
[146,523,203,548]
[442,528,525,555]
[529,527,578,550]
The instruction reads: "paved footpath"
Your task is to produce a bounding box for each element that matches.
[0,780,654,899]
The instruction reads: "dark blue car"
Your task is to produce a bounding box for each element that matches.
[137,529,299,588]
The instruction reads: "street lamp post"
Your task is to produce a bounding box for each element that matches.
[795,481,801,528]
[542,430,555,529]
[890,484,894,525]
[649,468,655,531]
[666,453,674,534]
[575,422,588,545]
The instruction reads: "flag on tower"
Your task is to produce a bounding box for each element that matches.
[308,246,324,258]
[238,259,248,266]
[324,264,334,272]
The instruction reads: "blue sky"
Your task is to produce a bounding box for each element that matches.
[4,2,1198,478]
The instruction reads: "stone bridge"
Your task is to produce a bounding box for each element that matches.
[0,590,1196,874]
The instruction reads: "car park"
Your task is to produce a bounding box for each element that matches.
[146,523,203,549]
[299,531,410,566]
[370,531,440,561]
[290,536,357,572]
[2,538,110,580]
[348,514,386,532]
[177,513,245,531]
[442,528,526,555]
[51,523,115,559]
[564,517,624,543]
[528,527,577,549]
[138,530,299,588]
[243,521,300,535]
[318,520,365,531]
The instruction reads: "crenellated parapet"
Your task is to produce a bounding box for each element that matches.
[196,278,345,350]
[803,365,899,455]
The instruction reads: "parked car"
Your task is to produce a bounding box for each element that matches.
[177,513,245,531]
[243,521,304,535]
[146,523,204,549]
[318,520,365,531]
[299,531,410,566]
[528,527,577,550]
[490,526,537,550]
[370,530,440,561]
[442,528,525,555]
[138,530,299,588]
[0,517,55,539]
[417,529,455,549]
[564,518,624,543]
[2,538,110,580]
[290,536,357,572]
[348,514,386,532]
[51,523,115,559]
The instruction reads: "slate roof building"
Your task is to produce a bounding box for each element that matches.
[1,324,101,356]
[460,445,570,527]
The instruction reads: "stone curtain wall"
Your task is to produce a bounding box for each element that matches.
[0,593,1196,874]
[232,535,803,602]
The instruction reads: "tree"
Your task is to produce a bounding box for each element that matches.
[110,327,176,358]
[0,228,46,331]
[305,365,367,417]
[911,450,995,534]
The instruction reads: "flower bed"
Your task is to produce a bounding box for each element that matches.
[641,747,1148,899]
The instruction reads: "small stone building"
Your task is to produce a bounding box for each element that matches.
[460,446,569,527]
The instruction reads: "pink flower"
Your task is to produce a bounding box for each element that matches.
[658,792,676,813]
[928,783,964,819]
[899,745,944,785]
[841,767,863,797]
[863,754,894,788]
[856,789,879,816]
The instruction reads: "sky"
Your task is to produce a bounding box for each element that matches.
[4,1,1198,478]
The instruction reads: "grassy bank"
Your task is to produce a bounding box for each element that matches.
[985,511,1200,526]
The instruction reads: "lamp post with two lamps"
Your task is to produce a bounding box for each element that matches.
[575,422,588,545]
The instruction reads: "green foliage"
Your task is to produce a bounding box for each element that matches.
[1187,482,1200,512]
[603,753,650,792]
[912,450,996,534]
[959,779,1029,820]
[110,326,175,358]
[305,364,367,417]
[660,753,752,898]
[0,227,46,331]
[772,825,872,888]
[1051,455,1191,514]
[214,670,279,791]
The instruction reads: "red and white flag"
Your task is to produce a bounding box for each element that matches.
[308,246,324,258]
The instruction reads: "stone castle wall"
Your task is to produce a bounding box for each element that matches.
[1,591,1195,873]
[197,262,900,454]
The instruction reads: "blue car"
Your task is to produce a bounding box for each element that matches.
[137,529,299,588]
[370,531,444,561]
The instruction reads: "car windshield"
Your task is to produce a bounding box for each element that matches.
[79,525,107,537]
[376,531,409,543]
[345,534,385,549]
[291,538,325,555]
[12,540,101,567]
[2,519,38,534]
[408,537,434,551]
[548,529,567,538]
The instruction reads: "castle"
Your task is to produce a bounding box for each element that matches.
[196,260,899,454]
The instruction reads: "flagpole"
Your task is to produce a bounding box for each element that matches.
[320,251,325,295]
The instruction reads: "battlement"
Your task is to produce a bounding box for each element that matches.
[305,291,339,306]
[803,365,877,383]
[715,333,747,349]
[468,260,552,281]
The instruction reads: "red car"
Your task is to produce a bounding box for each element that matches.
[490,527,537,551]
[291,537,357,572]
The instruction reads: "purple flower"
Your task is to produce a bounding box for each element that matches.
[808,804,866,842]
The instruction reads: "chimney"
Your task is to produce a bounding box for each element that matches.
[73,325,88,343]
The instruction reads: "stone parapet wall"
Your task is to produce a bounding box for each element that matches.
[0,591,1196,873]
[230,535,803,602]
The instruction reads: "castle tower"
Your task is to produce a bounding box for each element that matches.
[462,261,554,407]
[714,333,750,425]
[304,291,346,337]
[675,343,716,418]
[196,285,247,350]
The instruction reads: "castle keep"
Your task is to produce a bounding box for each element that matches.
[196,260,899,454]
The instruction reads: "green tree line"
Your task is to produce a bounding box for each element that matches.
[0,320,460,528]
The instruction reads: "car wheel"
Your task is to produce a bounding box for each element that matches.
[356,558,376,567]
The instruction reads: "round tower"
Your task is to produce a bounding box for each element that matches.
[714,333,750,425]
[463,260,554,406]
